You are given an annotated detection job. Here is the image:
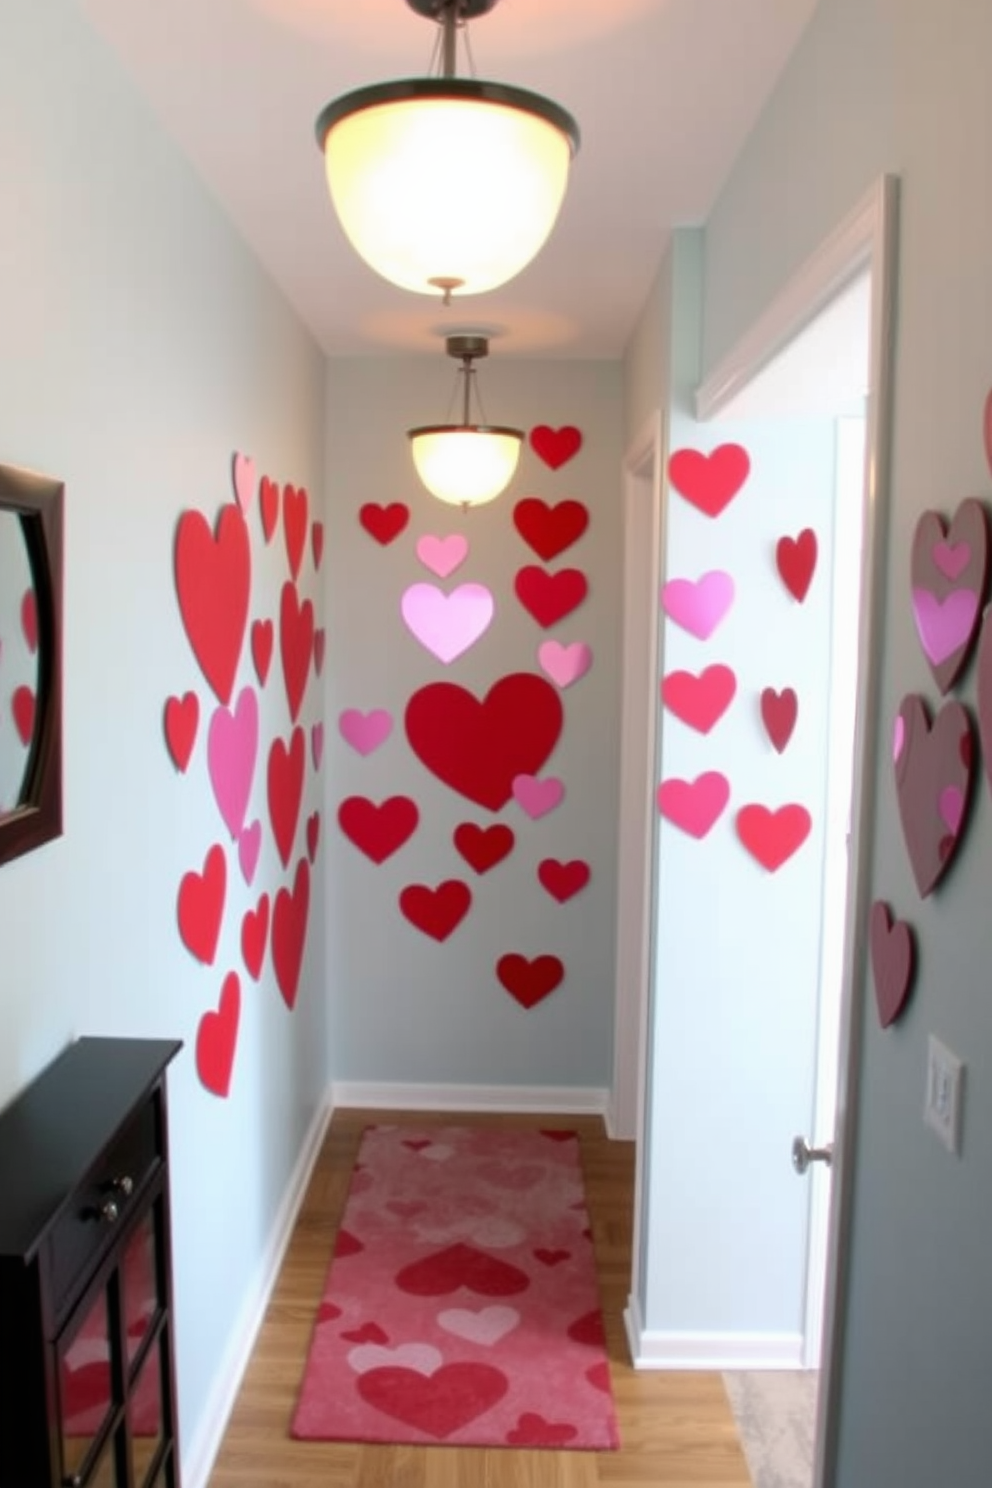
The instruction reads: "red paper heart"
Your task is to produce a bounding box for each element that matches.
[736,803,812,871]
[312,522,325,570]
[279,582,314,725]
[453,822,515,873]
[513,498,589,561]
[529,425,582,470]
[496,953,565,1009]
[267,727,305,869]
[196,972,241,1098]
[177,844,226,965]
[338,795,419,863]
[507,1413,578,1447]
[283,484,309,581]
[399,879,471,941]
[306,810,320,863]
[360,502,409,545]
[164,692,199,772]
[869,900,915,1028]
[241,894,270,982]
[760,687,798,752]
[396,1243,529,1297]
[11,686,35,746]
[661,664,737,733]
[174,506,250,706]
[405,674,563,811]
[357,1363,508,1441]
[313,628,326,676]
[667,443,750,518]
[514,566,588,627]
[20,588,38,653]
[260,477,280,542]
[537,858,590,902]
[272,857,310,1009]
[534,1248,570,1266]
[776,528,818,603]
[251,619,273,686]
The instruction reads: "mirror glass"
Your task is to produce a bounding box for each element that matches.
[0,511,40,815]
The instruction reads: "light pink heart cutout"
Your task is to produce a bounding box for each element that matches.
[657,771,730,838]
[401,582,494,664]
[232,452,256,514]
[238,820,262,885]
[662,570,735,640]
[311,722,325,770]
[933,540,971,580]
[339,707,393,755]
[416,534,469,579]
[912,587,979,665]
[208,687,259,840]
[538,640,593,689]
[512,773,565,819]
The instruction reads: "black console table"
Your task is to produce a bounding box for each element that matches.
[0,1037,183,1487]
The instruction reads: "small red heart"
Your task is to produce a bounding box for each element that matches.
[760,687,798,752]
[736,803,812,872]
[667,443,750,518]
[514,566,588,627]
[306,811,320,863]
[533,1248,570,1266]
[399,880,471,941]
[177,844,227,965]
[776,528,818,603]
[196,972,241,1098]
[20,588,38,653]
[279,583,314,725]
[567,1310,606,1346]
[283,484,309,581]
[164,691,199,772]
[251,620,273,686]
[661,664,737,734]
[268,727,306,869]
[260,477,280,542]
[453,822,515,873]
[537,858,590,903]
[272,857,310,1009]
[313,628,326,676]
[241,894,270,982]
[512,498,589,561]
[507,1412,578,1447]
[869,900,915,1028]
[335,1229,364,1258]
[496,953,565,1009]
[342,1322,389,1345]
[396,1243,528,1297]
[318,1301,342,1324]
[529,425,582,470]
[339,795,419,863]
[312,522,325,570]
[360,502,409,545]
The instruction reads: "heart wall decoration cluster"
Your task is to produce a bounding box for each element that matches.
[0,581,38,812]
[658,442,814,872]
[167,452,324,1097]
[341,425,590,1011]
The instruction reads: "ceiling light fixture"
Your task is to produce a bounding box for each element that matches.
[314,0,580,301]
[408,334,522,507]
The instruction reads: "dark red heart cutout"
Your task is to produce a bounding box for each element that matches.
[910,498,989,694]
[11,686,35,747]
[396,1243,529,1297]
[736,804,811,872]
[20,588,38,653]
[869,900,915,1028]
[164,692,199,772]
[251,619,273,686]
[760,687,798,752]
[267,727,305,869]
[537,858,590,903]
[496,953,565,1009]
[453,822,515,873]
[357,1363,508,1441]
[894,693,973,897]
[529,425,582,471]
[177,844,226,964]
[174,506,250,705]
[283,484,308,581]
[405,674,562,811]
[260,477,280,542]
[312,522,324,570]
[196,972,241,1098]
[360,502,409,545]
[280,582,314,725]
[342,1322,388,1345]
[514,566,588,627]
[507,1413,578,1446]
[272,857,310,1009]
[513,498,589,561]
[399,879,471,941]
[338,795,419,863]
[241,894,270,982]
[776,528,818,603]
[306,811,320,863]
[661,664,736,733]
[667,442,750,518]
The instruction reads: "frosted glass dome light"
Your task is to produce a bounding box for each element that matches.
[408,334,523,508]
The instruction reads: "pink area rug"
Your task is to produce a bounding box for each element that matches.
[292,1125,620,1450]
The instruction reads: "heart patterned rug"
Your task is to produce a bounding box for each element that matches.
[291,1125,620,1449]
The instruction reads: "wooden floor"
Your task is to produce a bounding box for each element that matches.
[208,1110,751,1487]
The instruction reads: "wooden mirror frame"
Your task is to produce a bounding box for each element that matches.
[0,462,63,867]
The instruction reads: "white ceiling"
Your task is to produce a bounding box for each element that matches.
[78,0,819,359]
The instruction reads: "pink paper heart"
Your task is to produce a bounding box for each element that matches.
[912,587,979,665]
[657,771,730,838]
[208,687,259,840]
[238,820,262,885]
[511,774,565,819]
[416,533,469,579]
[232,451,256,514]
[933,540,971,580]
[537,640,593,689]
[401,582,494,664]
[311,722,325,770]
[339,707,393,756]
[661,570,735,640]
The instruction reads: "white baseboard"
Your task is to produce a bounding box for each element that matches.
[181,1089,334,1488]
[330,1080,610,1117]
[624,1293,803,1370]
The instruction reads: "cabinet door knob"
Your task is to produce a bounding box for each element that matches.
[113,1174,134,1197]
[99,1198,120,1224]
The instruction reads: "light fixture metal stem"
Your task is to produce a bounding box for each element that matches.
[441,2,457,78]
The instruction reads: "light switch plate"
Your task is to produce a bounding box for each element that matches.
[924,1035,964,1155]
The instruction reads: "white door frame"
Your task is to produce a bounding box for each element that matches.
[694,174,899,1488]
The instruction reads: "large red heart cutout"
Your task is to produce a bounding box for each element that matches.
[396,1242,529,1297]
[241,894,270,982]
[279,582,314,724]
[496,953,565,1009]
[513,498,589,561]
[196,972,241,1098]
[661,664,736,733]
[267,727,305,868]
[272,857,310,1009]
[910,499,989,694]
[251,619,273,686]
[736,803,812,872]
[260,477,280,542]
[177,844,226,965]
[667,443,750,518]
[405,674,562,811]
[537,858,590,902]
[360,502,409,545]
[760,687,798,752]
[529,425,582,471]
[399,879,471,940]
[338,795,419,862]
[776,528,818,604]
[869,900,915,1028]
[283,484,309,581]
[174,506,250,706]
[453,822,514,874]
[894,693,973,897]
[514,566,588,627]
[164,692,199,772]
[357,1363,508,1441]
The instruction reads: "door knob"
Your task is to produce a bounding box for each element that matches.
[791,1135,833,1174]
